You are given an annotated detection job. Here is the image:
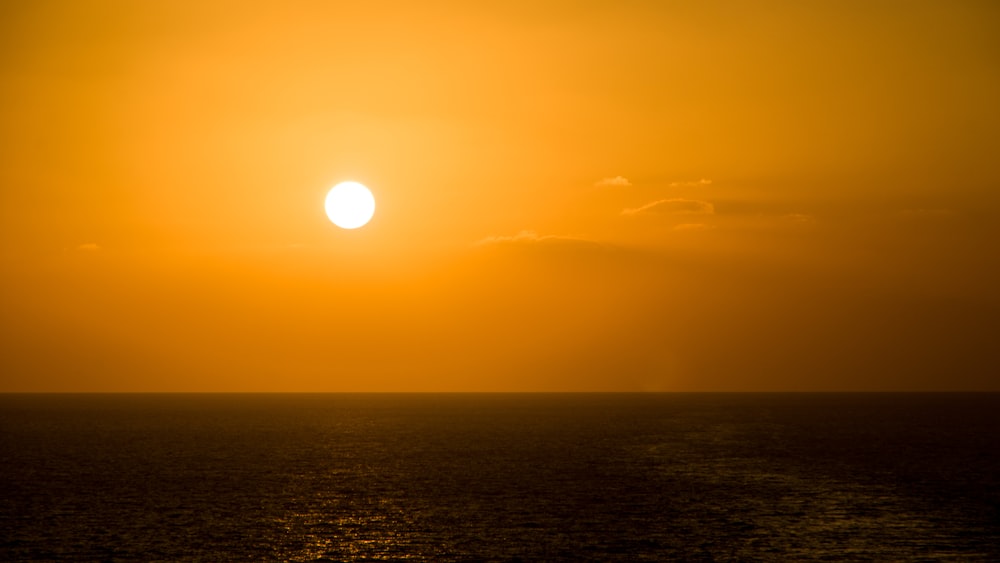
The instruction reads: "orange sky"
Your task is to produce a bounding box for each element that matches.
[2,0,999,391]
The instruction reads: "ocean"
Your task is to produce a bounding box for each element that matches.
[2,393,998,561]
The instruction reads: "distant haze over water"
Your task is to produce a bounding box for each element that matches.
[2,393,998,560]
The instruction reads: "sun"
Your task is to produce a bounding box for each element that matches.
[325,181,375,229]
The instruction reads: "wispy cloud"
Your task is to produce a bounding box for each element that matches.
[900,208,956,218]
[594,176,632,187]
[784,213,815,223]
[475,230,602,248]
[668,178,712,188]
[77,243,101,251]
[622,198,715,216]
[673,223,714,231]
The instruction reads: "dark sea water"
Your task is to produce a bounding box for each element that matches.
[2,393,999,561]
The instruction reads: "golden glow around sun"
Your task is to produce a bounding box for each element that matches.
[325,181,375,229]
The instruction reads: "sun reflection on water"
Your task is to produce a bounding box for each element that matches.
[275,500,431,562]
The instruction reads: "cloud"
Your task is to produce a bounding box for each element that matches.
[594,176,632,187]
[673,223,714,231]
[784,213,815,223]
[668,178,712,188]
[475,230,603,249]
[622,198,715,216]
[900,208,956,218]
[77,243,101,251]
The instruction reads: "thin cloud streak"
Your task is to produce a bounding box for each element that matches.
[474,230,602,248]
[622,198,715,216]
[594,176,632,187]
[784,213,815,223]
[673,223,714,231]
[669,178,712,188]
[900,209,957,218]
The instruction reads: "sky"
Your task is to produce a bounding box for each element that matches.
[2,0,999,392]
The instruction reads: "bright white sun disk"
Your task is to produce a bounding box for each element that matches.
[325,181,375,229]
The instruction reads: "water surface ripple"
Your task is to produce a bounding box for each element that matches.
[2,393,998,560]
